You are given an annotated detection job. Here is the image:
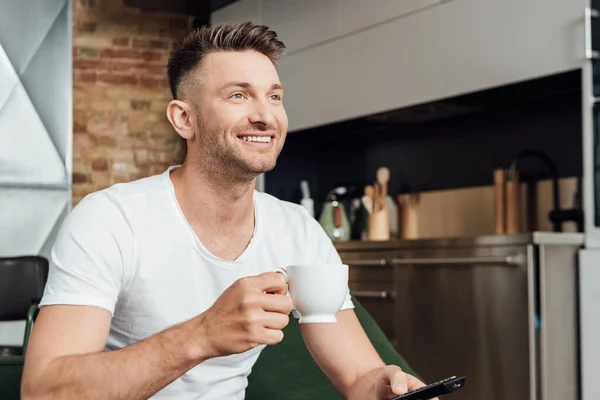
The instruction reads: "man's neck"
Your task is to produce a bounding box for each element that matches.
[169,162,256,234]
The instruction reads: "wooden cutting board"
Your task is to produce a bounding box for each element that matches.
[397,177,578,239]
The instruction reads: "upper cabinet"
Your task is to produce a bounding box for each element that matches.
[213,0,586,132]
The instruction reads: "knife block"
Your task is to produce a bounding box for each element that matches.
[397,193,420,239]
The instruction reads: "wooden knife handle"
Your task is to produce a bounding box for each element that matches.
[506,171,520,234]
[494,168,506,234]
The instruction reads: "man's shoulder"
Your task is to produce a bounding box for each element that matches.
[76,171,167,212]
[255,191,310,219]
[254,191,325,236]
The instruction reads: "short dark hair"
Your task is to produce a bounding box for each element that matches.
[167,22,286,99]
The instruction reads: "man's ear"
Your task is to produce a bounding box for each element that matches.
[166,100,196,140]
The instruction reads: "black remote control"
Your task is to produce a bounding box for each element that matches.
[390,375,466,400]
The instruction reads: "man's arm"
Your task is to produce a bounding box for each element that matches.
[21,305,208,400]
[299,309,429,400]
[21,272,292,400]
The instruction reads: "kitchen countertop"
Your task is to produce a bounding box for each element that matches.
[334,232,585,250]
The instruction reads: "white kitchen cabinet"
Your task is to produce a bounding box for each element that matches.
[339,0,442,35]
[279,0,586,131]
[261,0,339,54]
[212,0,586,132]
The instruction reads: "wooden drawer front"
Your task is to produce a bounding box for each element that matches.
[340,250,397,344]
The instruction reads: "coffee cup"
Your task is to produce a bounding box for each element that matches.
[275,264,349,323]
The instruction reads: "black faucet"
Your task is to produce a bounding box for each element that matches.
[508,149,583,232]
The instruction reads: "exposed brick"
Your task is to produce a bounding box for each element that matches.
[141,51,162,62]
[100,48,140,59]
[134,149,150,165]
[73,132,97,148]
[76,21,97,34]
[112,37,130,46]
[162,137,182,148]
[74,59,101,70]
[73,121,87,133]
[72,172,90,184]
[98,73,138,85]
[111,149,135,162]
[72,0,189,199]
[74,71,97,83]
[111,173,135,184]
[150,163,171,175]
[79,47,99,57]
[73,159,90,173]
[90,171,111,186]
[131,100,151,111]
[139,77,165,89]
[87,119,128,136]
[132,39,169,50]
[76,0,96,9]
[91,157,108,171]
[112,161,138,174]
[97,136,117,147]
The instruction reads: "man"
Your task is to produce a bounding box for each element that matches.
[21,22,432,400]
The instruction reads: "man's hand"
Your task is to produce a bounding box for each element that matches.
[195,271,293,358]
[376,365,438,400]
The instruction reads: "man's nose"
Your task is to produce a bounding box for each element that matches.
[248,100,276,127]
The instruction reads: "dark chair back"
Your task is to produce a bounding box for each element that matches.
[0,256,48,322]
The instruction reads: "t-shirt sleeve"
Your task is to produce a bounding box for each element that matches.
[313,224,355,312]
[290,210,354,319]
[39,192,134,315]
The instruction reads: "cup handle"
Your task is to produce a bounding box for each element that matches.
[272,268,288,296]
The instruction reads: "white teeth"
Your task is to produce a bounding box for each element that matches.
[242,136,271,143]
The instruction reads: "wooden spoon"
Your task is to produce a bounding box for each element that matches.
[376,167,390,210]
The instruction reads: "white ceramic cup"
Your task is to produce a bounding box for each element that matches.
[275,264,349,323]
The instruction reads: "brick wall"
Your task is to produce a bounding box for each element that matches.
[72,0,190,205]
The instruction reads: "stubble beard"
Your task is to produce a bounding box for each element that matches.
[195,116,283,183]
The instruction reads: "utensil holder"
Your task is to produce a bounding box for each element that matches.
[368,206,390,241]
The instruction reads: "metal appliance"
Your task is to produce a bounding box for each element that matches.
[581,2,600,400]
[339,233,583,400]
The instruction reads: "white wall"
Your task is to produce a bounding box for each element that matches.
[213,0,586,132]
[0,0,72,347]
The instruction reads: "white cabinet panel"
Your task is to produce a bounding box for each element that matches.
[278,40,344,127]
[262,0,339,54]
[211,0,262,25]
[339,0,441,35]
[280,0,586,131]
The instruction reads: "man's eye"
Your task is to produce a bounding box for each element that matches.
[269,94,282,101]
[231,93,244,99]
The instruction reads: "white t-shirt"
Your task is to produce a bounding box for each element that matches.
[39,166,354,399]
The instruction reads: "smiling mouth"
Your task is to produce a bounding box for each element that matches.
[239,135,272,143]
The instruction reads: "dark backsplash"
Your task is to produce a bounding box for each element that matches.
[266,70,583,209]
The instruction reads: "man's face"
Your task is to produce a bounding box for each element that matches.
[190,50,288,178]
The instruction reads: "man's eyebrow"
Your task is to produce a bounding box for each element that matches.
[219,81,252,91]
[219,82,284,91]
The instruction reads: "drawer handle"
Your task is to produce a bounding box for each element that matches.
[352,290,395,300]
[343,259,388,266]
[390,254,525,267]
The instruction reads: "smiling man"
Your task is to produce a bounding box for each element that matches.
[21,23,432,400]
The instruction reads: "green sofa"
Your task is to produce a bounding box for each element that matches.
[0,299,416,399]
[0,304,38,400]
[246,298,417,399]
